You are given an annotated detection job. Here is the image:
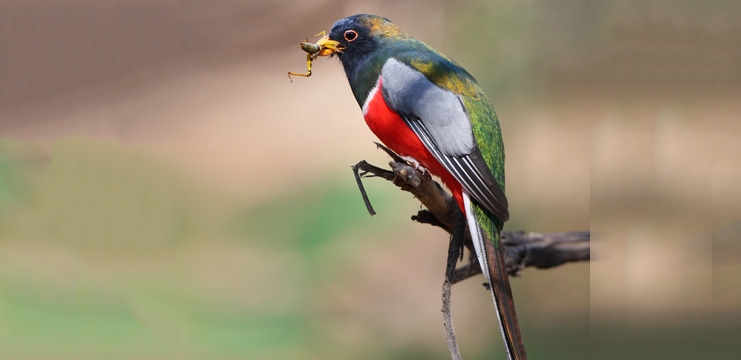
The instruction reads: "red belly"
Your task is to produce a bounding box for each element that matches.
[363,78,464,212]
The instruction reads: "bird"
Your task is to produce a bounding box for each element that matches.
[312,14,526,359]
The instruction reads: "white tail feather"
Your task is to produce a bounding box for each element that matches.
[463,192,514,360]
[463,193,490,282]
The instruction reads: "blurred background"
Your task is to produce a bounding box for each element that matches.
[0,0,739,359]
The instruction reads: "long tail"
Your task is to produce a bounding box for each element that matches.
[463,193,527,360]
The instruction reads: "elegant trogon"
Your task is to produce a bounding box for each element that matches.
[313,14,526,359]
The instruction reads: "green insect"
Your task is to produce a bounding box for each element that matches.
[288,31,344,81]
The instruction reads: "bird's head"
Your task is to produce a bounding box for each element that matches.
[311,14,415,104]
[313,15,410,65]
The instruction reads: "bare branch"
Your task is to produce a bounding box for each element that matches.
[352,154,590,279]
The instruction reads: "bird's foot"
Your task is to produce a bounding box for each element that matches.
[400,156,430,178]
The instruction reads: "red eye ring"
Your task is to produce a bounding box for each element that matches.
[344,30,358,42]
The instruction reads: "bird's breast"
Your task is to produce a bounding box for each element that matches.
[361,76,465,210]
[362,77,426,160]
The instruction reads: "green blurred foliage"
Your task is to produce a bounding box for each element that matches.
[0,139,448,359]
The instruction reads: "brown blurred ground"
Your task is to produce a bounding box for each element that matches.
[0,0,739,359]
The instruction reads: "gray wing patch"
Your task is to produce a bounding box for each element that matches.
[406,119,509,221]
[380,58,474,157]
[380,58,509,221]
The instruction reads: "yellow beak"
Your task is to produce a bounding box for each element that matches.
[315,35,343,56]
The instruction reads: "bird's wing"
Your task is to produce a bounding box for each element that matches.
[380,57,509,221]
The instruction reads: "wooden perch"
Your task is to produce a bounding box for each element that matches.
[352,144,590,281]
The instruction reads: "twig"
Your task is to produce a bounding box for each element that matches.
[442,279,462,360]
[442,211,467,360]
[352,161,377,216]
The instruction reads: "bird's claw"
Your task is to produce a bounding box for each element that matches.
[401,156,430,178]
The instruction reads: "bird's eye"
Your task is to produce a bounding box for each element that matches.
[344,30,358,42]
